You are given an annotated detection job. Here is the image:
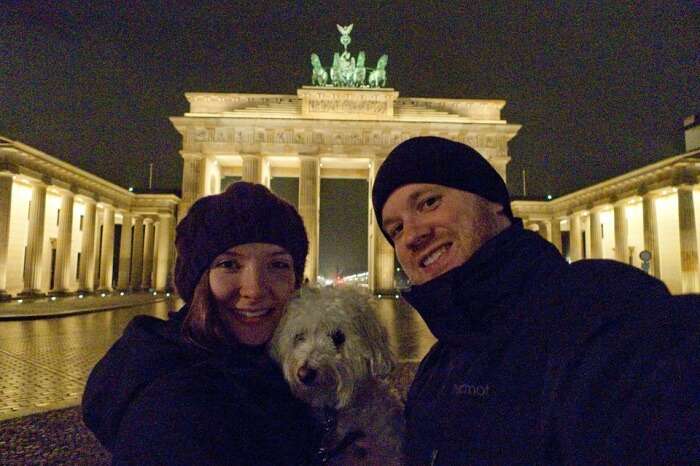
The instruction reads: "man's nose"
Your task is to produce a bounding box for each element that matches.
[239,266,265,299]
[404,221,432,251]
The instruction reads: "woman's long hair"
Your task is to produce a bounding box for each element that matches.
[181,269,232,352]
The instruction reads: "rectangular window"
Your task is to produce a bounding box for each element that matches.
[27,201,31,220]
[601,224,605,239]
[79,215,84,231]
[57,208,61,226]
[76,252,81,279]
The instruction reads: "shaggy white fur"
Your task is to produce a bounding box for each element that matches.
[269,287,405,465]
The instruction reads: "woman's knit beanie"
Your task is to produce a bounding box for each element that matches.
[174,182,308,304]
[371,136,514,244]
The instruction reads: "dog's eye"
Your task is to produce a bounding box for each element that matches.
[330,329,345,348]
[293,333,306,345]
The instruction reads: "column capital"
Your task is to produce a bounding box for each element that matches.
[180,151,203,160]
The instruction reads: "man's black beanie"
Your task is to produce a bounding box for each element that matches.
[174,182,308,304]
[372,136,514,243]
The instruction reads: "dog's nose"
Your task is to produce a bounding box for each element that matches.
[298,366,317,385]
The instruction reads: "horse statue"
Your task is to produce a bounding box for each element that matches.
[310,53,328,86]
[368,54,388,88]
[353,51,366,86]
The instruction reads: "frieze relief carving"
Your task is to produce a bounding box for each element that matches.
[308,99,388,115]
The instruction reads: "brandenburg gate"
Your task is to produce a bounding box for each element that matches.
[169,25,521,292]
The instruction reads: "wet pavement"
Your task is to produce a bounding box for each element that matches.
[0,294,179,421]
[0,293,435,422]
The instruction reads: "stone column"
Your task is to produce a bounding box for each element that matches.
[78,198,97,292]
[0,174,13,299]
[368,157,395,293]
[154,213,173,291]
[142,218,155,290]
[613,200,629,264]
[536,221,549,241]
[642,193,661,277]
[298,157,320,284]
[590,207,604,259]
[98,204,115,291]
[21,181,47,297]
[242,155,263,184]
[549,217,563,254]
[52,190,75,294]
[117,212,133,290]
[569,212,583,262]
[130,216,145,290]
[677,185,699,293]
[180,153,203,221]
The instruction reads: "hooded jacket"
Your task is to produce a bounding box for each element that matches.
[402,222,700,464]
[82,309,321,465]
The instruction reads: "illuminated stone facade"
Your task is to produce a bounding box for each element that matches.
[0,137,179,299]
[514,142,700,294]
[169,87,521,292]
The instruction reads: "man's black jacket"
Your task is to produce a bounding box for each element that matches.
[402,222,700,464]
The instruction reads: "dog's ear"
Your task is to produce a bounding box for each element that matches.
[353,292,395,378]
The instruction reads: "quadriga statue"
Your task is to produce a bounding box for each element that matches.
[368,54,388,88]
[310,53,329,86]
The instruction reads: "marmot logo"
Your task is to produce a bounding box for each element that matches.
[454,383,490,398]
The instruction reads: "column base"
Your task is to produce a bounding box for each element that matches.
[374,289,400,298]
[18,290,47,299]
[48,290,75,298]
[95,288,113,295]
[0,292,12,302]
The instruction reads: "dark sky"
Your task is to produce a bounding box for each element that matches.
[1,1,698,200]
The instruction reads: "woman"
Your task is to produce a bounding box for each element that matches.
[82,182,322,465]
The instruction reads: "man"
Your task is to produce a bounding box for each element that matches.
[371,136,699,464]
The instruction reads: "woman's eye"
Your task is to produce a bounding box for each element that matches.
[215,259,240,270]
[271,261,292,270]
[330,329,345,348]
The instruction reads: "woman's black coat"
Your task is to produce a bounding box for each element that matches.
[82,309,321,465]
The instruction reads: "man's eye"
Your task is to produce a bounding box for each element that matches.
[420,195,441,210]
[389,223,403,239]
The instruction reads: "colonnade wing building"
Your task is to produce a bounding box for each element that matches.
[0,137,179,299]
[514,135,700,295]
[169,87,521,292]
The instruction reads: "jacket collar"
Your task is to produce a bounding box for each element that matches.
[401,220,565,344]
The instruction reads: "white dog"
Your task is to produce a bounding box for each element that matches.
[269,287,405,465]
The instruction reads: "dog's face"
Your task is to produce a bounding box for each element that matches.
[269,288,395,409]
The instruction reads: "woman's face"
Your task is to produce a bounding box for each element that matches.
[208,243,296,346]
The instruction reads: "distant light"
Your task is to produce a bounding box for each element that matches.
[128,187,134,192]
[166,292,171,297]
[100,293,106,297]
[378,294,382,298]
[17,299,23,304]
[78,294,84,299]
[396,267,400,271]
[51,296,57,301]
[395,294,400,299]
[120,292,125,296]
[547,194,553,200]
[153,291,157,296]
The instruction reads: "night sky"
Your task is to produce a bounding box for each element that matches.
[2,2,698,275]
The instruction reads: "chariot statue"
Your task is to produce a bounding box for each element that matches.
[309,23,388,88]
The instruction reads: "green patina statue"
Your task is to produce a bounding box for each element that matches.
[310,24,388,88]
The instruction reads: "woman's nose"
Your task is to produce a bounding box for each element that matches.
[239,267,265,299]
